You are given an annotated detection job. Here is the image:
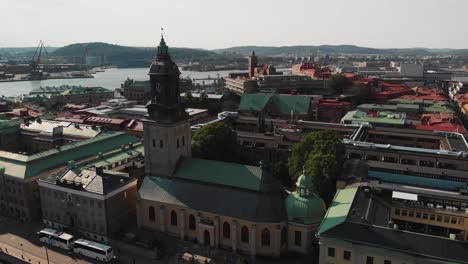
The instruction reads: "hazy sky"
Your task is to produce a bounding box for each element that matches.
[2,0,467,49]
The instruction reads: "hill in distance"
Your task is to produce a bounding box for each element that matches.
[214,45,468,57]
[52,42,218,67]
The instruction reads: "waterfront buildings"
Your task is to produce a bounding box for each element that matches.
[20,85,114,106]
[121,79,151,103]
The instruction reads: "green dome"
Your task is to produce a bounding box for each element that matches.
[286,192,327,225]
[286,170,326,225]
[296,173,313,188]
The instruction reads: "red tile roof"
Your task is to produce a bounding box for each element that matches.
[413,113,467,134]
[397,86,448,101]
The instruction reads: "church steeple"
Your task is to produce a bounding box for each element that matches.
[248,49,258,78]
[147,35,188,124]
[157,36,169,59]
[143,34,192,177]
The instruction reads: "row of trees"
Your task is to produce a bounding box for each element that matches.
[191,123,344,205]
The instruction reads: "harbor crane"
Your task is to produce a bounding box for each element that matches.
[30,40,49,80]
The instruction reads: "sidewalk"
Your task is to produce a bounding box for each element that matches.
[0,241,51,264]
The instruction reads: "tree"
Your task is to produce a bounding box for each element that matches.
[288,131,344,204]
[185,90,193,104]
[192,122,239,162]
[328,74,352,95]
[305,153,340,204]
[350,82,370,106]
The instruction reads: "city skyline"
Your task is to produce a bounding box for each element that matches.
[2,0,467,49]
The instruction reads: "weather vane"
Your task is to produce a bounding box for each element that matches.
[161,26,164,38]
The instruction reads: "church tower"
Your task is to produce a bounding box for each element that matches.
[143,36,191,177]
[248,50,258,78]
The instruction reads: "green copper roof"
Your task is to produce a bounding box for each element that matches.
[81,141,144,169]
[0,119,21,133]
[272,95,310,115]
[239,94,273,112]
[341,110,406,126]
[316,187,357,235]
[131,81,147,87]
[286,192,326,224]
[296,173,313,188]
[0,132,139,180]
[174,158,272,191]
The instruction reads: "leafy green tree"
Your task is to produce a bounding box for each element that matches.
[305,153,339,203]
[265,160,293,187]
[288,131,344,204]
[350,82,370,106]
[192,122,238,162]
[328,74,352,94]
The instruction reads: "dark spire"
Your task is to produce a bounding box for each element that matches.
[157,36,169,59]
[251,49,256,57]
[147,34,188,123]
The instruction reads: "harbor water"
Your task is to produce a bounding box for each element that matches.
[0,68,242,97]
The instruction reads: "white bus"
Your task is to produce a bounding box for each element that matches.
[37,228,74,250]
[72,238,114,262]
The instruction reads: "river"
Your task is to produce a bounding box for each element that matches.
[0,68,244,97]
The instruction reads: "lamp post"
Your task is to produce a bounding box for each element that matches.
[20,243,24,258]
[44,245,50,264]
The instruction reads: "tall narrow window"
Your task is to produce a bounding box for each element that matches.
[294,231,302,246]
[261,228,270,246]
[189,214,196,230]
[148,206,155,222]
[159,140,164,148]
[182,136,185,146]
[170,210,177,226]
[241,226,249,243]
[177,139,180,148]
[152,139,156,148]
[223,222,230,239]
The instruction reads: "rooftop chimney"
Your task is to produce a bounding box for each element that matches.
[96,166,104,176]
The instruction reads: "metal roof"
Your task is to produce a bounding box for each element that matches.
[138,176,287,222]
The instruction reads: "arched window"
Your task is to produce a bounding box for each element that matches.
[261,228,270,246]
[189,214,196,230]
[223,222,230,239]
[170,210,177,226]
[281,227,287,246]
[241,226,249,243]
[148,206,155,222]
